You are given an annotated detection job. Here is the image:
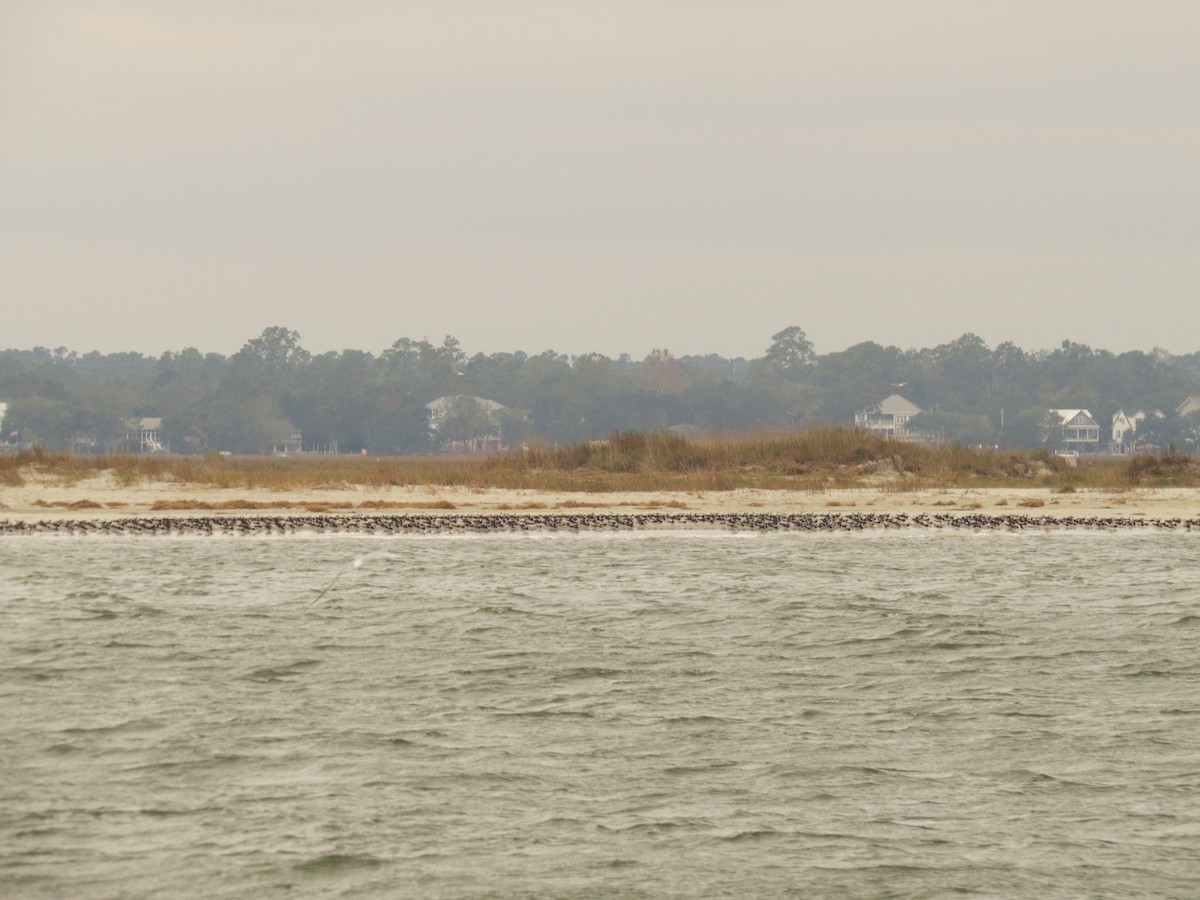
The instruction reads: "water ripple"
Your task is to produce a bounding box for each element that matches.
[1,531,1198,896]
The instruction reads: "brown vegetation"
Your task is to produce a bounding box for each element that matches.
[31,498,103,509]
[1126,447,1200,486]
[149,498,458,511]
[2,430,1198,495]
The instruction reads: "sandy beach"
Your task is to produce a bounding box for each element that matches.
[3,470,1199,525]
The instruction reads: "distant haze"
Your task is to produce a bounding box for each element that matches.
[2,1,1198,358]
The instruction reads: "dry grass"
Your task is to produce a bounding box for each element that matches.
[357,499,457,510]
[149,498,458,511]
[150,499,312,511]
[1018,498,1046,508]
[3,431,1198,495]
[32,498,103,509]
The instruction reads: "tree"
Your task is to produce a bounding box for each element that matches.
[639,349,689,395]
[364,394,429,454]
[436,397,495,447]
[235,326,310,374]
[1040,410,1065,450]
[764,326,815,375]
[1135,411,1200,452]
[4,396,80,447]
[812,341,906,424]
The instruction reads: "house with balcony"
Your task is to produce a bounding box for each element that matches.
[122,417,166,453]
[1045,409,1100,453]
[854,394,927,442]
[426,395,518,453]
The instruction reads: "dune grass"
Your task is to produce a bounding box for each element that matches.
[2,430,1197,494]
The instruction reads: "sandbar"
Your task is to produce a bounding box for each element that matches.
[2,471,1199,527]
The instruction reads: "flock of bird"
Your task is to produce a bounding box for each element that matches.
[0,511,1197,536]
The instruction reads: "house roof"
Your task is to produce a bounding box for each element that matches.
[426,395,507,414]
[1177,396,1200,416]
[875,394,923,415]
[122,416,162,430]
[1048,409,1097,427]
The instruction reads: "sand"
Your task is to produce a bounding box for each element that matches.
[2,469,1199,524]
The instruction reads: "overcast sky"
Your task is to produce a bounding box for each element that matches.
[2,1,1197,359]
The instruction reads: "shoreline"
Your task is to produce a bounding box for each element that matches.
[3,476,1200,532]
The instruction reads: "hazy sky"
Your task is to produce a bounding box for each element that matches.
[2,1,1198,359]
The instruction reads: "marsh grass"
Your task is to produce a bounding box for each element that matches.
[2,430,1197,494]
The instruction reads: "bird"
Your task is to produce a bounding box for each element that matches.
[306,550,405,607]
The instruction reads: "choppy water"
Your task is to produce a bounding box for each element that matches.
[2,530,1199,898]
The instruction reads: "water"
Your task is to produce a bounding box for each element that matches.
[2,529,1199,897]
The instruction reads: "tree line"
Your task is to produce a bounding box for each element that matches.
[1,327,1198,454]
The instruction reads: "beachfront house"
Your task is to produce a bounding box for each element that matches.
[1111,409,1170,452]
[854,394,926,442]
[1111,409,1143,451]
[272,431,305,456]
[426,395,516,453]
[122,417,166,453]
[1045,409,1101,453]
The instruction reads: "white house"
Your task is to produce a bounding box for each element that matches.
[272,431,304,456]
[123,417,166,453]
[854,394,926,441]
[1111,409,1169,451]
[1111,409,1142,449]
[426,395,514,453]
[1045,409,1100,452]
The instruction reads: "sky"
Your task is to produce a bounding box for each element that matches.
[2,1,1198,360]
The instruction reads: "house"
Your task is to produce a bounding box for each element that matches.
[70,432,100,453]
[272,431,304,456]
[1177,396,1200,418]
[1045,409,1100,453]
[1112,409,1169,451]
[854,394,926,441]
[1111,409,1143,450]
[122,417,166,453]
[426,395,516,453]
